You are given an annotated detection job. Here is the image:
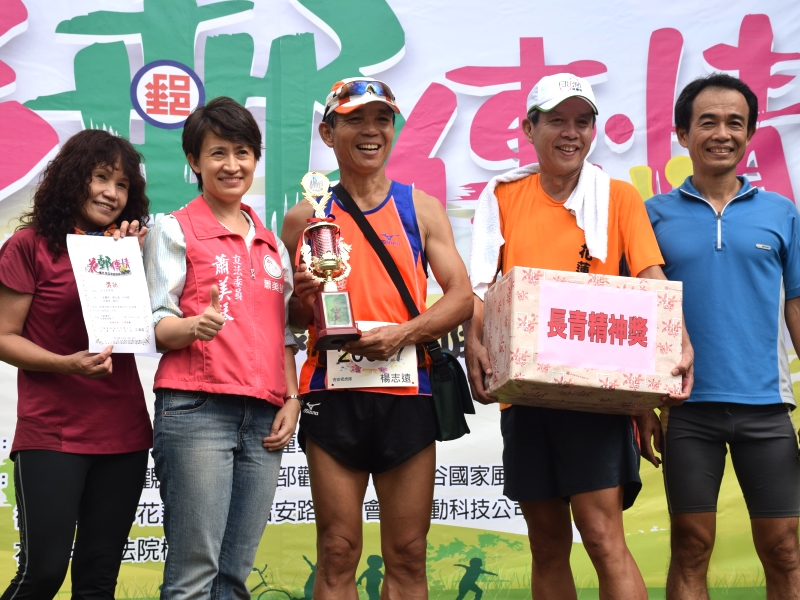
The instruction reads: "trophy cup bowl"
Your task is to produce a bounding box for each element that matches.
[300,172,361,351]
[305,221,344,286]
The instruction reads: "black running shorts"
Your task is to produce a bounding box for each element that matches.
[501,405,642,510]
[298,390,437,474]
[662,402,800,518]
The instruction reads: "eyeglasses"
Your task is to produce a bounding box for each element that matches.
[324,79,398,118]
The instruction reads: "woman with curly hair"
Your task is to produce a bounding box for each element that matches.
[0,129,153,599]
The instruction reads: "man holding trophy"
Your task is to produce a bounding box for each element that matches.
[465,73,694,599]
[281,78,472,598]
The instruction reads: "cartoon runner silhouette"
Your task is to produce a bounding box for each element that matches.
[302,555,317,599]
[454,558,497,600]
[356,555,384,600]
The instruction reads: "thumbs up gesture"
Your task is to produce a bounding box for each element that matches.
[192,285,226,341]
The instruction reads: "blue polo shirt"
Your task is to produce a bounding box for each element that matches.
[647,176,800,406]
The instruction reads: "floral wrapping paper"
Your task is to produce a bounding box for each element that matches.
[483,267,683,415]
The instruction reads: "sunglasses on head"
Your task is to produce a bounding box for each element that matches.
[324,80,397,118]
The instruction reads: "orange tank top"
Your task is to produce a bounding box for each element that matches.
[299,181,431,395]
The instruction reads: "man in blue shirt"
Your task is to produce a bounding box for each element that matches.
[645,73,800,599]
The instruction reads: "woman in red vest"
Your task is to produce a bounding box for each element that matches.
[143,96,300,596]
[0,129,153,598]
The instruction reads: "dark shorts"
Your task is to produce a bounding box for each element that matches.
[501,405,642,510]
[663,402,800,518]
[298,390,437,474]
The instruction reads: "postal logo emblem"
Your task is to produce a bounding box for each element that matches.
[263,255,282,279]
[130,60,204,129]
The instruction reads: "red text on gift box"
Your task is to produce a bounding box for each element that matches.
[537,280,657,374]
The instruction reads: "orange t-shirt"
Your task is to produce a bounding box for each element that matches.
[496,174,663,277]
[494,173,664,410]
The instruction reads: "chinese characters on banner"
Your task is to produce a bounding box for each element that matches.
[386,13,800,214]
[52,435,523,566]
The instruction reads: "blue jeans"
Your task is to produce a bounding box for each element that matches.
[153,389,281,600]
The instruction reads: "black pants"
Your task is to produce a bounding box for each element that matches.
[1,449,149,600]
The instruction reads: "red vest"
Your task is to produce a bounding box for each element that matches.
[154,196,287,406]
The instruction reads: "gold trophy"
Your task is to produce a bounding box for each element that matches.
[299,172,361,350]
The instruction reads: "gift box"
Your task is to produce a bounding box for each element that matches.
[483,267,683,415]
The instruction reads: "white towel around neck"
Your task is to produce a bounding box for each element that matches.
[470,161,611,300]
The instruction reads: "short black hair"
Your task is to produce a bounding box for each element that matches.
[526,107,596,126]
[674,73,758,135]
[182,96,262,191]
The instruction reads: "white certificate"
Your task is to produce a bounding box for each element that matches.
[326,321,418,389]
[66,234,156,353]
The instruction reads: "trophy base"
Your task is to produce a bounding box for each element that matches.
[313,289,362,351]
[314,327,362,351]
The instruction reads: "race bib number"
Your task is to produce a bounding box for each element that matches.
[326,321,418,389]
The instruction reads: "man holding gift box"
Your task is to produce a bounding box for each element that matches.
[646,74,800,600]
[465,73,694,599]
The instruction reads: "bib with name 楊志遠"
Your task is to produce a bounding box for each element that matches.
[326,321,417,389]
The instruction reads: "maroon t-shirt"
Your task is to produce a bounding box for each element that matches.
[0,228,153,454]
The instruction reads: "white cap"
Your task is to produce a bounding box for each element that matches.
[526,73,598,115]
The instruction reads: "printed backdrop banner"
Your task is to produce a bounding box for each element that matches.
[1,0,800,596]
